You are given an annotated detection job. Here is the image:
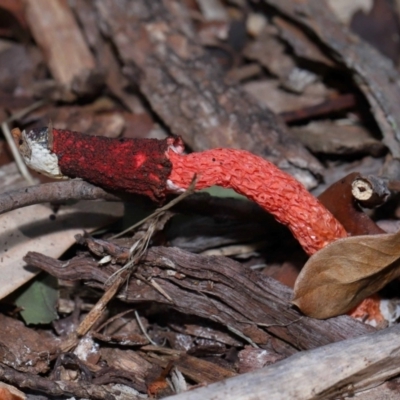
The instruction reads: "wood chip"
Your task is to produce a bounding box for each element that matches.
[24,0,98,96]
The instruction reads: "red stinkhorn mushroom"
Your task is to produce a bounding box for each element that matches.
[16,126,386,321]
[14,126,347,256]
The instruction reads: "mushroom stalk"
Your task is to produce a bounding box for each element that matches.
[14,127,347,255]
[168,150,347,255]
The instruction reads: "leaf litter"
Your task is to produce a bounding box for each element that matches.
[2,0,400,398]
[293,230,400,319]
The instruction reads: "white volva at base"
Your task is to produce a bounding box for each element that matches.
[22,133,65,179]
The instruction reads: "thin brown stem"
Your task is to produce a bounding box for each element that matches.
[0,180,124,216]
[0,180,272,223]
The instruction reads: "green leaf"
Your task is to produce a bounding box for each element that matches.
[201,186,247,200]
[15,273,59,324]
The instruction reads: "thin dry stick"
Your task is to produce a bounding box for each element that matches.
[0,180,123,216]
[76,273,128,337]
[5,99,47,124]
[110,175,198,239]
[1,100,47,185]
[2,122,36,185]
[149,279,174,302]
[227,325,259,349]
[94,309,136,334]
[135,310,158,346]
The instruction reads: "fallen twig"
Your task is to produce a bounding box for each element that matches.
[2,122,35,185]
[0,180,122,216]
[318,172,385,236]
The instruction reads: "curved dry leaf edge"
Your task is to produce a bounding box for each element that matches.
[293,230,400,319]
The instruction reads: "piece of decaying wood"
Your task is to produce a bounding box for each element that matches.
[23,0,99,97]
[351,175,391,208]
[94,0,323,188]
[140,346,236,384]
[99,348,152,394]
[273,16,336,68]
[263,0,400,159]
[280,94,357,123]
[164,323,400,400]
[243,26,297,82]
[0,314,59,374]
[318,172,385,236]
[69,0,146,114]
[291,120,386,157]
[242,79,327,115]
[24,246,374,354]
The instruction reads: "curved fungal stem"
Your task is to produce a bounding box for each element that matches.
[167,149,347,255]
[13,126,347,255]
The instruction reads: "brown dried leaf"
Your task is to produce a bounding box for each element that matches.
[293,231,400,319]
[0,382,26,400]
[0,198,124,300]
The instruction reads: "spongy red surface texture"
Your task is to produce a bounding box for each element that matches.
[168,148,347,255]
[52,129,172,202]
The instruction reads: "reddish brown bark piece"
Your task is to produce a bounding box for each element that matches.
[318,172,385,236]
